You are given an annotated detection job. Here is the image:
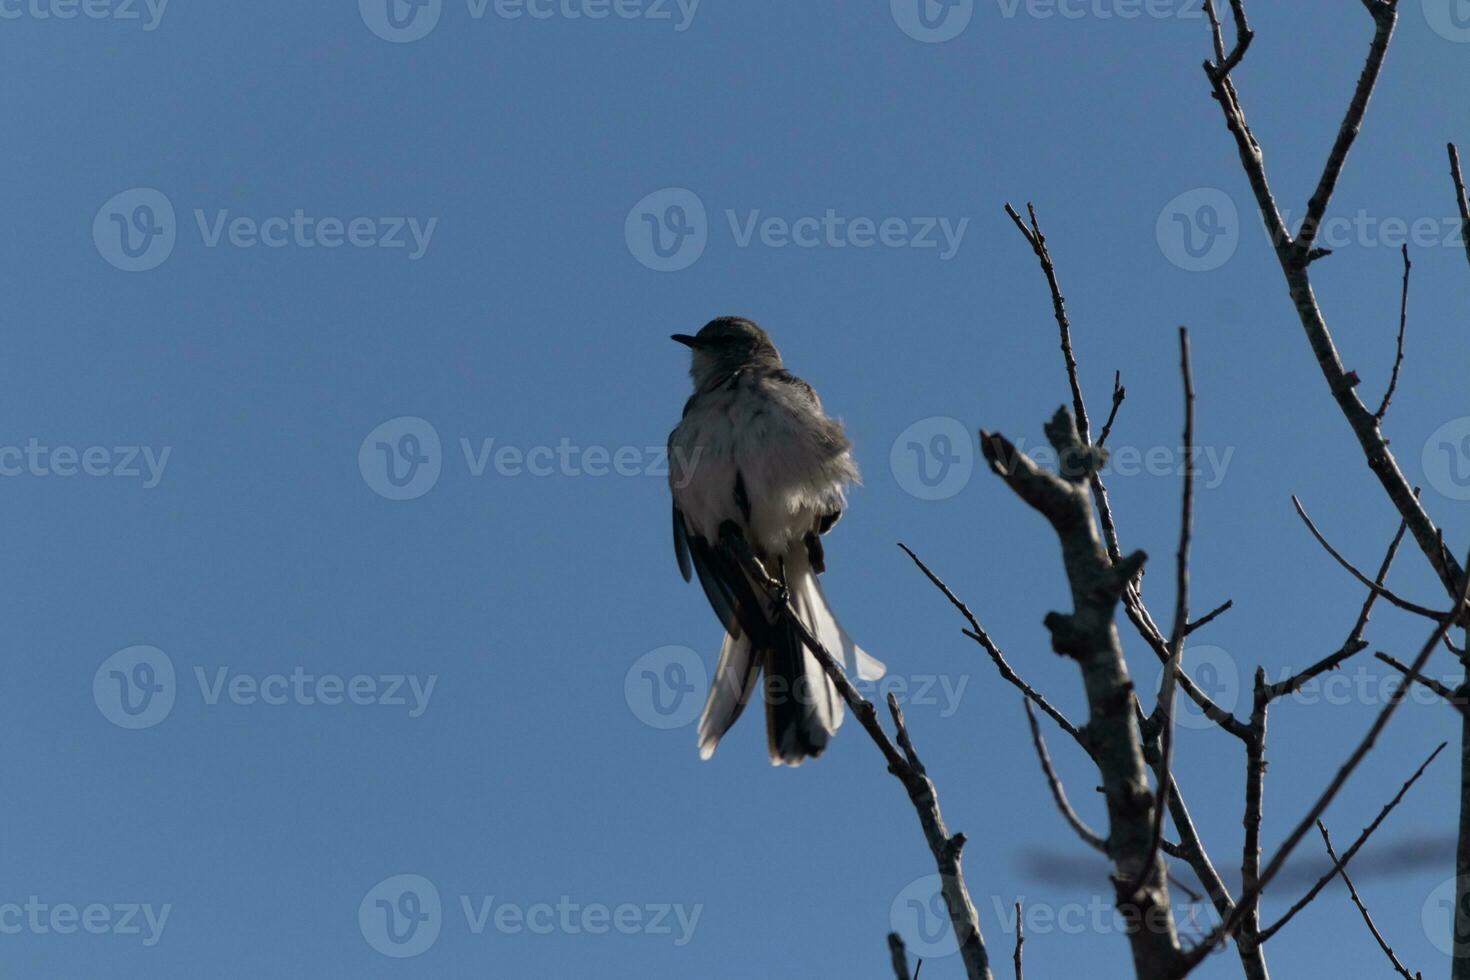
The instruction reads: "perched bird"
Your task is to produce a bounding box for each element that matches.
[668,316,884,765]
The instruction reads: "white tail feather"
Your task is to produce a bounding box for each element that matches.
[698,630,755,760]
[791,555,886,682]
[696,543,884,763]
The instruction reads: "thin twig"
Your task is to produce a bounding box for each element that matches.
[901,543,1084,748]
[1450,143,1470,269]
[1002,203,1128,568]
[1374,244,1410,422]
[1375,651,1464,710]
[1291,496,1452,621]
[1264,517,1407,701]
[1318,821,1422,980]
[1134,327,1196,895]
[1003,203,1091,445]
[1097,371,1125,447]
[1023,699,1107,852]
[1184,599,1233,636]
[1013,902,1024,980]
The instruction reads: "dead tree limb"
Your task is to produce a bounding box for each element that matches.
[982,408,1182,979]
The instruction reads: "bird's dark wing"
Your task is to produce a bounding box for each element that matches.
[684,529,774,646]
[672,503,693,582]
[769,368,821,410]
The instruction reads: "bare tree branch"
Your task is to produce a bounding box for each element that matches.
[722,538,993,980]
[1178,566,1468,973]
[1195,0,1463,599]
[1000,199,1256,978]
[1202,0,1253,80]
[1257,741,1446,943]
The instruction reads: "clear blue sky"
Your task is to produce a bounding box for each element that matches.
[3,2,1469,977]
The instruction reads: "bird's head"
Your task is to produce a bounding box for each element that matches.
[672,316,782,386]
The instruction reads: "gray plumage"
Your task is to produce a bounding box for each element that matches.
[668,317,884,766]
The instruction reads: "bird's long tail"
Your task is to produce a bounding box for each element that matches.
[697,544,885,766]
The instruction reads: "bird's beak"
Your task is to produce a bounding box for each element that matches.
[670,334,700,348]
